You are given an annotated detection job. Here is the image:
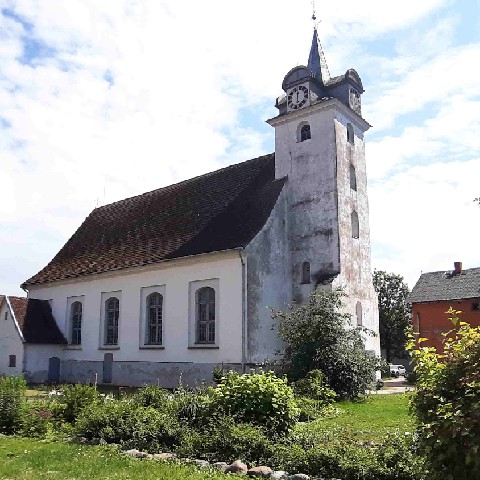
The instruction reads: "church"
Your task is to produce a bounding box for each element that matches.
[3,27,380,386]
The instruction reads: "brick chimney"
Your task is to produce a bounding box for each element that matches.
[454,261,462,275]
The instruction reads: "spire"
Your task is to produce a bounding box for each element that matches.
[307,24,331,84]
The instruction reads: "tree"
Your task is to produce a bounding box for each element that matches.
[272,287,378,399]
[373,270,410,362]
[408,308,480,479]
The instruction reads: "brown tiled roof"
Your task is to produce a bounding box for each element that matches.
[407,267,480,304]
[24,154,286,287]
[3,296,66,344]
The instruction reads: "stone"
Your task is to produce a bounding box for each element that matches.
[213,462,229,472]
[225,460,248,474]
[153,453,177,460]
[124,449,149,459]
[287,475,310,480]
[193,459,210,469]
[269,472,288,480]
[247,465,273,477]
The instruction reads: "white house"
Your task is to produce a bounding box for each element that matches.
[11,27,380,386]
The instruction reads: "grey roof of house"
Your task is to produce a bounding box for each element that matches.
[407,267,480,304]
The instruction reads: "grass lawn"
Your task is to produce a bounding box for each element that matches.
[298,393,414,441]
[0,437,227,480]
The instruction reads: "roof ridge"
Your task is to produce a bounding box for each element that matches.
[94,153,275,212]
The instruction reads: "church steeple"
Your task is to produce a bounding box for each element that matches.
[307,26,330,84]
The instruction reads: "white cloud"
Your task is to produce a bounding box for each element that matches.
[0,0,476,296]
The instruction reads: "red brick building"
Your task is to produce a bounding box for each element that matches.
[408,263,480,352]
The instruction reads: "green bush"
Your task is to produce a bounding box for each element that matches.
[173,387,213,427]
[272,429,426,480]
[20,402,53,438]
[0,375,26,434]
[57,383,98,423]
[177,417,274,464]
[272,288,379,399]
[293,370,336,403]
[408,308,480,479]
[75,399,180,452]
[134,385,172,411]
[212,370,299,435]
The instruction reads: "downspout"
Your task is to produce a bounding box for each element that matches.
[239,249,247,373]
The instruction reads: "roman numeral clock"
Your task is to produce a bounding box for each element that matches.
[287,83,310,112]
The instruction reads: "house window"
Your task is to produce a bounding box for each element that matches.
[347,123,354,144]
[70,301,82,345]
[196,287,215,344]
[349,164,357,191]
[301,262,311,284]
[105,297,119,345]
[146,292,163,345]
[351,211,359,238]
[473,303,480,311]
[9,355,16,367]
[356,302,363,326]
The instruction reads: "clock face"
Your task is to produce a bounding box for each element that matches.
[287,84,309,111]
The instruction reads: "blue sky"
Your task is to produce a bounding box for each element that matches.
[0,0,479,295]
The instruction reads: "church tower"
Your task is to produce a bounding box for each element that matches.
[267,26,380,355]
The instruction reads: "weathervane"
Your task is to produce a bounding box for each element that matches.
[311,0,320,28]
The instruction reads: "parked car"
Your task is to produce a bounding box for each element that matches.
[389,364,406,378]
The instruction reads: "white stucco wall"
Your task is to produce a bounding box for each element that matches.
[268,98,380,356]
[0,300,24,376]
[26,251,244,385]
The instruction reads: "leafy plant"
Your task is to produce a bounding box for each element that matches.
[273,288,379,399]
[293,369,336,403]
[0,375,26,434]
[212,370,299,435]
[58,383,98,423]
[20,403,53,438]
[75,399,181,452]
[408,307,480,479]
[133,385,172,411]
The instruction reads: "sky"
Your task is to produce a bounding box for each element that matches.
[0,0,479,296]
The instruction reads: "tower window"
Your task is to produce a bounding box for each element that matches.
[297,122,311,142]
[347,123,354,144]
[300,124,311,142]
[349,164,357,191]
[351,211,359,238]
[9,355,16,367]
[301,262,311,284]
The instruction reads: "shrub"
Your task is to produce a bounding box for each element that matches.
[75,399,180,452]
[272,288,379,399]
[173,387,214,427]
[20,402,53,438]
[212,370,299,435]
[177,417,274,464]
[293,369,336,403]
[408,308,480,479]
[57,383,98,423]
[296,397,337,422]
[133,385,172,411]
[0,375,26,434]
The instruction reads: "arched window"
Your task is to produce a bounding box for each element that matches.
[300,124,311,142]
[146,292,163,345]
[351,211,359,239]
[105,297,119,345]
[356,302,363,326]
[349,164,357,191]
[301,261,311,284]
[196,287,215,344]
[347,123,354,144]
[70,301,82,345]
[297,122,311,142]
